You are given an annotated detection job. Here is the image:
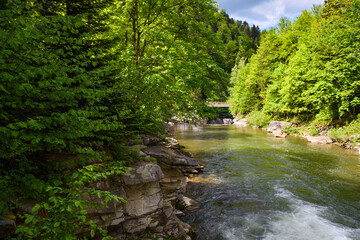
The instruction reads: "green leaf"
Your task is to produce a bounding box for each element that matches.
[32,204,41,212]
[74,201,81,207]
[25,215,35,224]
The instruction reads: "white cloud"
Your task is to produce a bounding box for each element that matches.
[250,0,286,29]
[216,0,324,29]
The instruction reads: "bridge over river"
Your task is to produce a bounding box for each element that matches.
[205,102,231,107]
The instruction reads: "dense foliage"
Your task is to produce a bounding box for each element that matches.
[0,0,260,239]
[211,10,261,72]
[229,0,360,131]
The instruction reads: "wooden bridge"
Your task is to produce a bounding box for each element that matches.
[206,102,232,107]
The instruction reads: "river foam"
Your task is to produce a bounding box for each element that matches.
[263,187,355,240]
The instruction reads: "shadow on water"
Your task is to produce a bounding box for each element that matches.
[176,125,360,240]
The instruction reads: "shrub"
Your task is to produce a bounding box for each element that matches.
[282,125,300,135]
[307,115,332,136]
[308,122,319,136]
[246,111,271,128]
[328,118,360,144]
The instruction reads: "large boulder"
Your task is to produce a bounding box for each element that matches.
[84,162,165,231]
[223,118,233,125]
[176,196,201,216]
[233,118,247,127]
[122,162,164,185]
[267,121,292,132]
[267,121,292,138]
[108,140,200,239]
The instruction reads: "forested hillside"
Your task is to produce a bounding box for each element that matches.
[212,10,260,72]
[0,0,259,238]
[229,0,360,136]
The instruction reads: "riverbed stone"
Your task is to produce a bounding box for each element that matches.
[208,118,224,124]
[305,136,334,144]
[267,121,292,132]
[233,118,247,127]
[172,155,199,166]
[353,144,360,154]
[164,137,181,149]
[176,196,201,215]
[267,121,292,138]
[223,118,233,125]
[272,129,288,138]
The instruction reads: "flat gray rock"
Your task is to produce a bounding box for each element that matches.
[143,146,199,166]
[305,136,334,144]
[267,121,292,132]
[123,162,164,185]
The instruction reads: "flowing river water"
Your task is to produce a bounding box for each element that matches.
[174,125,360,240]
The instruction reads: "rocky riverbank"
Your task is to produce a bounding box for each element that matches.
[0,135,203,240]
[100,135,203,239]
[170,116,360,155]
[258,120,360,154]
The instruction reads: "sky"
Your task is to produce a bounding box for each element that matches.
[215,0,324,29]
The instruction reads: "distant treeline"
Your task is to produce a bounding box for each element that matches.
[210,10,261,73]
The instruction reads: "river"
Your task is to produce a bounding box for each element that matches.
[174,125,360,240]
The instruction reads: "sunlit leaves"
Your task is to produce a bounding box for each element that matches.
[111,0,229,121]
[229,0,360,123]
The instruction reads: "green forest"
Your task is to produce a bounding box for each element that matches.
[0,0,259,239]
[229,0,360,138]
[1,0,359,239]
